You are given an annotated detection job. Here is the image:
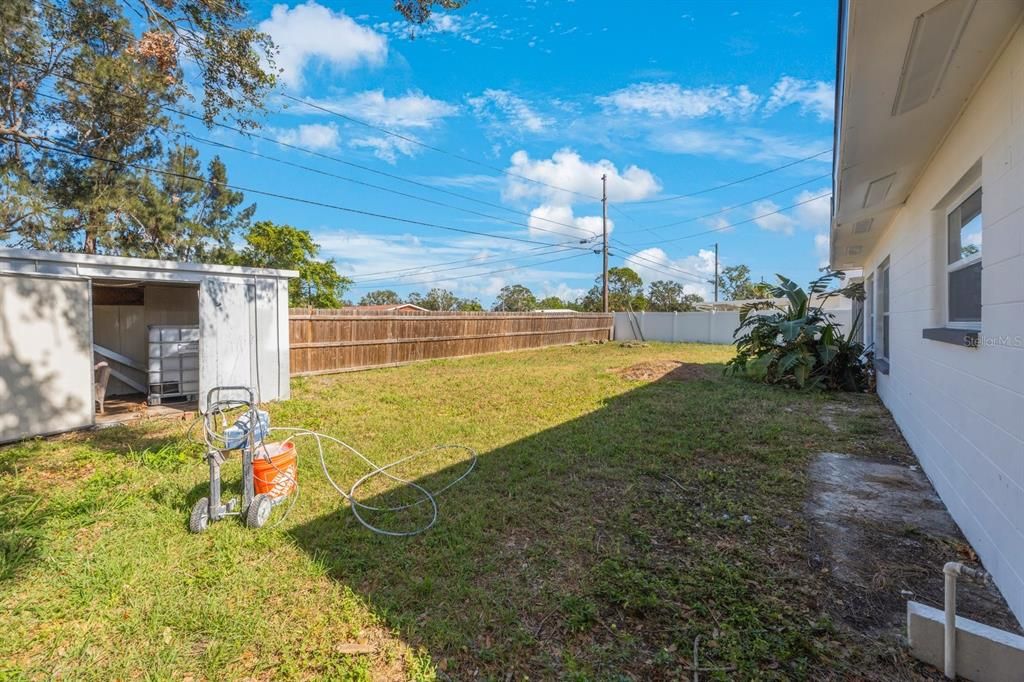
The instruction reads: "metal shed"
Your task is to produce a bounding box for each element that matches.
[0,249,297,443]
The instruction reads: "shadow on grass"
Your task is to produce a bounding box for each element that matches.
[0,428,204,583]
[287,365,836,679]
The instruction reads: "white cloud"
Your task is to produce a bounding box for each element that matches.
[414,173,503,190]
[704,215,735,233]
[654,127,830,164]
[272,122,340,150]
[752,199,796,235]
[502,149,659,244]
[317,231,593,304]
[814,233,830,267]
[504,148,661,206]
[623,247,717,300]
[528,204,611,240]
[349,135,417,164]
[260,2,388,89]
[795,187,834,267]
[375,11,500,44]
[794,188,832,230]
[321,231,517,282]
[764,76,834,121]
[468,89,553,134]
[539,281,586,302]
[298,90,459,129]
[597,83,760,119]
[654,129,746,157]
[285,90,458,162]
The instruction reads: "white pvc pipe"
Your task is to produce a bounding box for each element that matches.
[943,562,959,679]
[943,562,991,679]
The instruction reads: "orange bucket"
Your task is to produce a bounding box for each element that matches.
[253,441,297,500]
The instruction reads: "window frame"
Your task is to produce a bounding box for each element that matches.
[876,258,890,362]
[864,273,875,351]
[944,184,983,330]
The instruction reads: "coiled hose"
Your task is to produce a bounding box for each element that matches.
[190,405,477,536]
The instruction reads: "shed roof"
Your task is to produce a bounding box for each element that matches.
[0,248,299,282]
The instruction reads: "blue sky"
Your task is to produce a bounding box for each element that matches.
[192,0,838,305]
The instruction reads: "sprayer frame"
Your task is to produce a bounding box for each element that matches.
[189,386,273,533]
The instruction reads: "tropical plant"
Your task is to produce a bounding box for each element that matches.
[725,271,868,391]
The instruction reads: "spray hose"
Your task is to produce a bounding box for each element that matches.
[189,407,477,536]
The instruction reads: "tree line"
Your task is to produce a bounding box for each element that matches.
[357,263,771,312]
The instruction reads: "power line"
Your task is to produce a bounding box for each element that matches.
[349,250,594,289]
[611,252,707,286]
[283,94,829,210]
[629,192,833,248]
[25,11,827,213]
[183,131,599,242]
[281,93,602,202]
[31,67,833,250]
[26,82,605,286]
[20,34,832,292]
[630,148,831,204]
[32,89,597,241]
[350,242,564,279]
[353,245,582,285]
[610,173,831,242]
[33,141,598,251]
[609,246,708,284]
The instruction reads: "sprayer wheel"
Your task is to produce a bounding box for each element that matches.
[189,497,210,534]
[245,494,273,529]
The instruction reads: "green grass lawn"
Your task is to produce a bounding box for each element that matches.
[1,342,917,680]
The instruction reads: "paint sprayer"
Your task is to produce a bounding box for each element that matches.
[189,386,295,533]
[188,385,477,536]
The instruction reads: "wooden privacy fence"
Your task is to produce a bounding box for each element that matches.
[288,309,613,376]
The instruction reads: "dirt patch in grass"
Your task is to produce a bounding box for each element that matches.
[616,360,712,382]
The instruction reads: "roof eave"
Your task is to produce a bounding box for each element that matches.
[829,0,850,271]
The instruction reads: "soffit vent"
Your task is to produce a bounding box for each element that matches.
[892,0,976,116]
[853,218,874,234]
[846,245,864,257]
[863,173,896,209]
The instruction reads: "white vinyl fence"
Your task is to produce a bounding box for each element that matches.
[613,309,855,345]
[614,311,740,344]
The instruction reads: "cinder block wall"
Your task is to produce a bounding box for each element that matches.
[861,24,1024,623]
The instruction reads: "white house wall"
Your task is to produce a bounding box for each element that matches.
[859,23,1024,622]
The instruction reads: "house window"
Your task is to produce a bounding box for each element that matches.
[946,187,982,326]
[864,274,874,349]
[876,258,890,360]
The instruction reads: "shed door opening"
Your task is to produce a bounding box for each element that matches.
[91,281,199,424]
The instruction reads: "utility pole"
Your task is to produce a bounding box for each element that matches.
[713,242,719,303]
[601,173,609,313]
